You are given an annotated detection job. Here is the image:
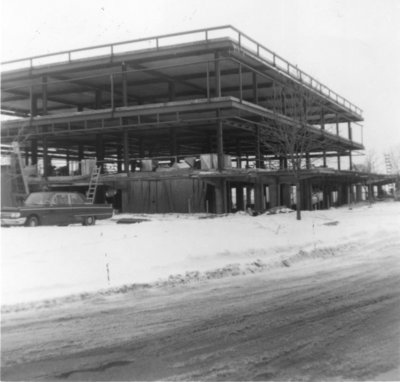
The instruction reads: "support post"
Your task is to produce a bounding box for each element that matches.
[117,144,123,173]
[30,86,37,117]
[78,143,84,173]
[110,74,115,110]
[236,185,244,210]
[66,148,70,176]
[122,62,128,107]
[348,121,353,141]
[254,182,265,211]
[215,52,221,97]
[336,114,340,136]
[253,72,258,104]
[96,134,104,172]
[239,63,243,102]
[321,108,327,167]
[255,125,261,169]
[123,129,129,174]
[215,179,227,214]
[306,152,311,169]
[31,140,38,165]
[170,126,177,161]
[236,138,242,169]
[217,113,224,171]
[42,75,48,115]
[43,138,49,178]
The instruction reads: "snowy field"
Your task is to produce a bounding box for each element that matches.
[1,201,400,381]
[1,201,400,307]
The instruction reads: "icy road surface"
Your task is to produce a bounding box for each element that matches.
[1,202,400,380]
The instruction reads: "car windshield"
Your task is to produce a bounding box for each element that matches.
[24,193,53,206]
[70,193,87,204]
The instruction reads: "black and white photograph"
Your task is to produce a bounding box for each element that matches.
[1,0,399,380]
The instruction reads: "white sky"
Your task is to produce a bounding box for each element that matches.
[1,0,399,154]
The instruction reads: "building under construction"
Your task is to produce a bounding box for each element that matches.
[0,26,392,213]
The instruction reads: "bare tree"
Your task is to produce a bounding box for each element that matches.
[259,82,325,220]
[353,149,379,173]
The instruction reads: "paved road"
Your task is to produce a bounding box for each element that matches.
[2,235,400,381]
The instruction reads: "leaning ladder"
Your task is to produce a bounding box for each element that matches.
[11,142,30,205]
[86,166,101,204]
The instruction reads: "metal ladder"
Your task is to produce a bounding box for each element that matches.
[11,142,30,205]
[86,166,101,203]
[384,154,392,175]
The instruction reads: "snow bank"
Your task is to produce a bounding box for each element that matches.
[1,201,400,306]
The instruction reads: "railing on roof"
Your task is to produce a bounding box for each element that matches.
[1,25,362,117]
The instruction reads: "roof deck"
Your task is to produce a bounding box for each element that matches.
[1,26,362,119]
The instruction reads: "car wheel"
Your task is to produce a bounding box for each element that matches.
[83,216,95,226]
[26,216,40,227]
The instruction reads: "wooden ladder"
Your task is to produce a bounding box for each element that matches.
[11,142,29,205]
[86,166,101,203]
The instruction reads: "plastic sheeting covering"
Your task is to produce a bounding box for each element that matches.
[122,178,208,213]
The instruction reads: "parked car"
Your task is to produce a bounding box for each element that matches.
[1,192,113,227]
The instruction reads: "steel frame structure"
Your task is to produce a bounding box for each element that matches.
[1,26,372,213]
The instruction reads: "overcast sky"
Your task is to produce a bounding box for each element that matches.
[1,0,399,155]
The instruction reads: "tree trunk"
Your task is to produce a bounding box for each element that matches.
[296,181,301,220]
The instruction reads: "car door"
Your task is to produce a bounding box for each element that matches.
[69,192,87,223]
[49,193,72,225]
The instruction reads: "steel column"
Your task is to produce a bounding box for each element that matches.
[215,52,221,97]
[42,75,48,115]
[217,114,224,171]
[122,62,128,107]
[123,129,129,174]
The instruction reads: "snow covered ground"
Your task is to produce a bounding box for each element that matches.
[1,201,400,381]
[1,201,400,307]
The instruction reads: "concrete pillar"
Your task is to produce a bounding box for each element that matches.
[323,187,331,209]
[368,184,373,202]
[215,179,227,214]
[377,185,384,198]
[356,185,362,202]
[254,183,265,211]
[269,182,279,208]
[280,184,291,208]
[300,180,312,211]
[236,185,244,211]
